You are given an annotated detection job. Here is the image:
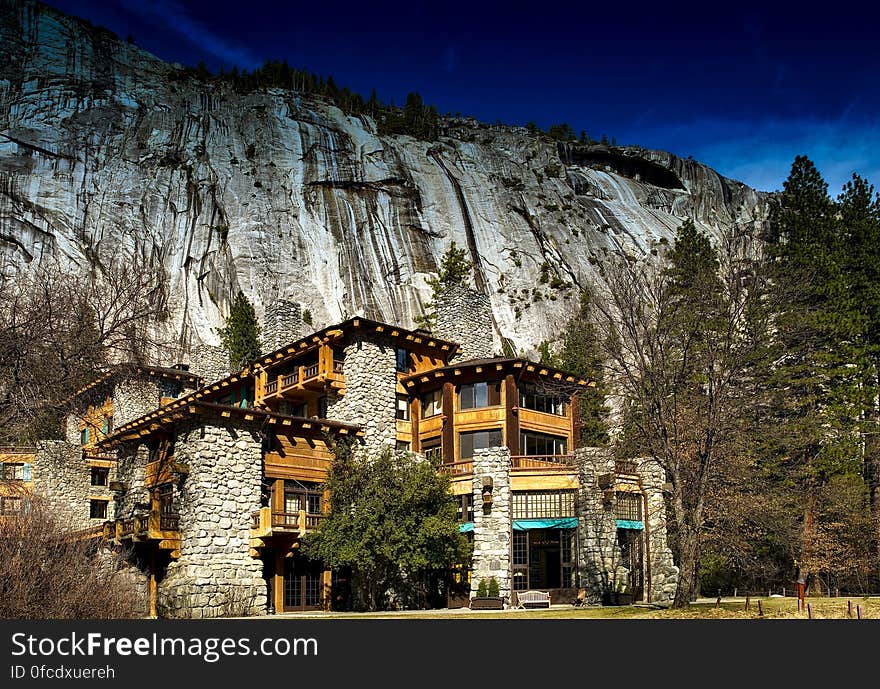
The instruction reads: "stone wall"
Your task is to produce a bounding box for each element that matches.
[262,299,305,353]
[637,457,679,604]
[433,285,495,362]
[325,334,397,452]
[470,447,512,602]
[32,441,93,531]
[112,378,163,428]
[188,343,229,384]
[575,448,624,604]
[114,444,151,519]
[156,418,266,618]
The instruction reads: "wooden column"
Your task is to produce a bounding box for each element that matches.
[274,550,284,614]
[503,374,520,455]
[410,396,420,452]
[441,382,455,462]
[569,394,579,449]
[149,547,158,618]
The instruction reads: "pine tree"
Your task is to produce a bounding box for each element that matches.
[414,242,473,330]
[218,292,262,370]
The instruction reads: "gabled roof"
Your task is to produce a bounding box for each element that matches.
[67,363,202,402]
[253,316,459,368]
[400,357,593,391]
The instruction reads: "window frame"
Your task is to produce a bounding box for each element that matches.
[90,467,109,487]
[89,499,108,520]
[457,381,501,411]
[458,428,503,460]
[395,394,411,421]
[420,388,443,418]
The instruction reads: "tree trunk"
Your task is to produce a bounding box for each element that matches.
[672,526,700,608]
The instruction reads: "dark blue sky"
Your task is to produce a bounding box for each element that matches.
[46,0,880,192]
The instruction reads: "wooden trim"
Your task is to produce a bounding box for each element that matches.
[441,382,455,463]
[504,374,520,455]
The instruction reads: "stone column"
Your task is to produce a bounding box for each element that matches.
[637,457,679,604]
[114,444,151,518]
[575,448,624,604]
[433,285,496,362]
[470,447,512,602]
[262,299,306,353]
[325,334,397,452]
[156,418,266,618]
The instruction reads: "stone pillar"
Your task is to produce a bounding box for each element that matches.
[637,457,679,604]
[114,444,151,518]
[112,378,162,428]
[32,440,91,531]
[325,334,397,452]
[188,343,229,384]
[470,447,512,602]
[433,285,496,362]
[262,299,306,353]
[575,448,625,604]
[156,418,266,618]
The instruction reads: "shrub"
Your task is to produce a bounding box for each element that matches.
[476,578,489,598]
[487,577,500,598]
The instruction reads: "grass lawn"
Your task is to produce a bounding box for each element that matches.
[285,597,879,620]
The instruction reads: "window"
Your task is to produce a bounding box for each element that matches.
[422,437,442,464]
[2,463,31,481]
[396,348,411,373]
[511,490,577,519]
[512,531,529,591]
[395,440,411,452]
[283,481,322,515]
[518,384,567,416]
[616,492,643,522]
[420,389,443,418]
[80,427,89,445]
[90,467,109,487]
[1,496,23,516]
[102,415,113,435]
[458,382,501,410]
[396,395,410,421]
[456,494,474,522]
[89,500,108,520]
[519,431,567,457]
[459,429,503,460]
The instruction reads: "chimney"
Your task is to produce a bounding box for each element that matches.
[433,285,496,363]
[187,343,229,384]
[262,299,306,354]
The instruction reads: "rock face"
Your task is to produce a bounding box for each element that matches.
[0,1,769,357]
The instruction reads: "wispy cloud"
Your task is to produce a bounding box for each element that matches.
[119,0,261,68]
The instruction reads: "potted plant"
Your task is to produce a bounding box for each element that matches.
[470,577,504,610]
[602,581,634,606]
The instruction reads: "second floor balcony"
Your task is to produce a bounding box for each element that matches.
[250,507,326,540]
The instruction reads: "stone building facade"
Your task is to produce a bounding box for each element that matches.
[470,448,512,601]
[262,299,306,354]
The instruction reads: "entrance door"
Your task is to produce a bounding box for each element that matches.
[283,554,323,611]
[617,529,644,600]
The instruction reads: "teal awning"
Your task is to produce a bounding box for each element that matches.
[616,519,644,530]
[459,522,474,533]
[513,518,578,531]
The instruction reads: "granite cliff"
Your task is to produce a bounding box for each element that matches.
[0,1,768,357]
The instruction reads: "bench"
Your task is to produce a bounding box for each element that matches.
[514,590,551,609]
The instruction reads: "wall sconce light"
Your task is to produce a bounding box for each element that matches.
[481,476,494,509]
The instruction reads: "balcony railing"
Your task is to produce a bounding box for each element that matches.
[282,371,299,387]
[439,460,474,477]
[159,513,180,531]
[303,363,319,379]
[120,518,135,537]
[264,379,278,395]
[134,515,149,536]
[272,511,301,528]
[304,513,325,529]
[615,460,639,476]
[511,454,576,470]
[333,359,344,373]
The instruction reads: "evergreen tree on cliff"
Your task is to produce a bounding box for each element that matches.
[218,292,262,370]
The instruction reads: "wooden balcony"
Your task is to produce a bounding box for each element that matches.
[261,359,345,402]
[511,454,576,471]
[249,507,326,542]
[105,511,181,552]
